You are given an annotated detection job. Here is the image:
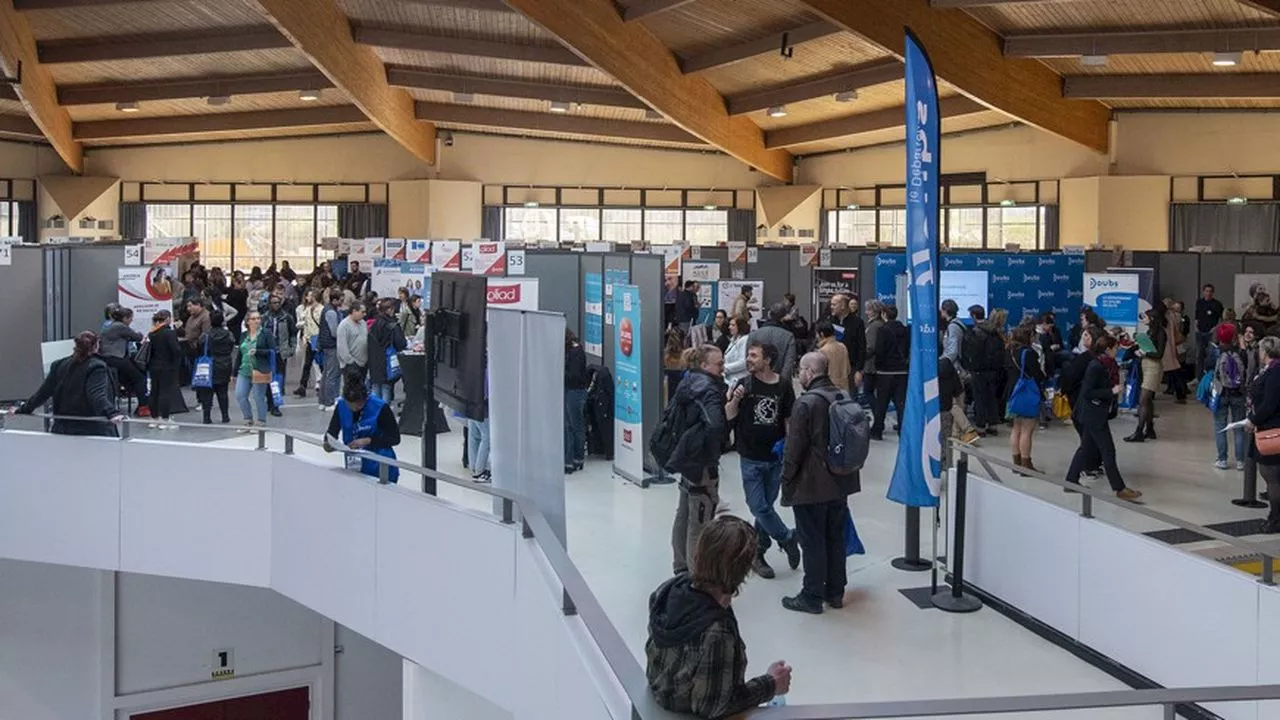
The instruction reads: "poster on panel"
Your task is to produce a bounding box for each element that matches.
[1234,274,1280,319]
[385,238,406,261]
[0,237,16,266]
[1084,273,1140,328]
[659,245,684,278]
[799,244,819,267]
[604,267,629,325]
[1107,266,1155,325]
[461,244,476,271]
[682,261,720,283]
[717,280,763,327]
[118,265,173,333]
[432,241,461,270]
[813,267,858,322]
[613,284,645,483]
[472,241,507,276]
[406,239,430,264]
[486,277,539,311]
[584,272,604,356]
[727,241,747,265]
[371,259,402,297]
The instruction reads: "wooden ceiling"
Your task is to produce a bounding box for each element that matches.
[2,0,1280,176]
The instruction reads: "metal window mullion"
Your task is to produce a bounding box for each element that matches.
[230,203,236,271]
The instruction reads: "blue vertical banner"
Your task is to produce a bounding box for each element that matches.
[603,267,629,325]
[613,285,645,482]
[584,272,604,357]
[888,30,943,508]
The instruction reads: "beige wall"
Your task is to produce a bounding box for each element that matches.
[388,179,482,239]
[1058,177,1101,247]
[1098,176,1170,250]
[0,142,67,188]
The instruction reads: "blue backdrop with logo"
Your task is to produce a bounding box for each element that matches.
[875,252,1086,334]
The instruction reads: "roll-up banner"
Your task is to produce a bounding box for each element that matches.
[613,284,645,483]
[813,267,858,322]
[1084,272,1140,328]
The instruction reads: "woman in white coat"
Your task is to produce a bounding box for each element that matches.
[723,315,751,387]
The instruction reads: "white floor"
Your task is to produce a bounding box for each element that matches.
[118,390,1275,718]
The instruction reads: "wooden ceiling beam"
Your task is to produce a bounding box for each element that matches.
[765,96,986,148]
[414,101,698,143]
[0,0,82,170]
[0,114,43,138]
[249,0,436,165]
[500,0,793,180]
[931,0,1089,7]
[621,0,697,22]
[58,71,334,106]
[1005,27,1280,58]
[73,106,369,141]
[681,21,841,74]
[38,27,290,64]
[14,0,165,8]
[726,58,902,115]
[1242,1,1280,15]
[352,26,589,67]
[1065,73,1280,99]
[796,0,1111,153]
[387,67,646,109]
[399,0,515,11]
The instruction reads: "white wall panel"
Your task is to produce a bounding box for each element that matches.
[115,573,327,696]
[403,660,513,720]
[271,455,379,640]
[962,477,1082,639]
[1258,586,1280,720]
[1079,521,1260,720]
[120,442,273,587]
[0,559,103,720]
[374,488,517,707]
[0,432,121,570]
[335,625,402,720]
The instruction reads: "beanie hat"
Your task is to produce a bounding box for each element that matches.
[1216,323,1236,345]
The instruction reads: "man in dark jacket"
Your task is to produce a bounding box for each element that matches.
[871,304,909,440]
[368,298,408,405]
[675,281,700,332]
[749,303,797,380]
[666,345,728,575]
[317,290,343,410]
[1196,283,1224,372]
[263,294,297,417]
[646,516,790,717]
[781,352,859,614]
[830,293,866,380]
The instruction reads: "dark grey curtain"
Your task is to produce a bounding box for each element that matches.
[338,204,388,238]
[481,206,502,241]
[819,209,830,245]
[118,202,147,240]
[15,200,36,244]
[1171,203,1280,252]
[728,208,755,245]
[1042,205,1060,250]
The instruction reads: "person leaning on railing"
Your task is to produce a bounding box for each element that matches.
[646,516,791,718]
[16,330,124,437]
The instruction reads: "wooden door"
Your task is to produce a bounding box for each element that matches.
[133,686,309,720]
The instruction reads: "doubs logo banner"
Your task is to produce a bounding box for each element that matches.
[1084,272,1139,327]
[613,285,645,483]
[485,278,539,311]
[888,30,942,509]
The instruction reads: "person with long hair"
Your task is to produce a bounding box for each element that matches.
[225,271,249,343]
[294,288,323,398]
[663,327,689,404]
[564,329,590,473]
[722,316,751,387]
[646,516,791,717]
[232,309,276,431]
[708,309,731,354]
[198,310,236,425]
[1064,335,1142,501]
[99,306,149,416]
[16,331,124,436]
[146,310,183,429]
[1005,323,1046,471]
[1126,305,1167,442]
[666,343,728,575]
[398,292,423,339]
[1245,336,1280,533]
[324,367,402,484]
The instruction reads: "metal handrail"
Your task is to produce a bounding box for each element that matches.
[4,411,1280,719]
[951,441,1278,586]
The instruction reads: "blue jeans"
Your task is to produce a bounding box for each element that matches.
[740,457,793,552]
[1214,392,1247,463]
[467,418,490,473]
[235,376,268,422]
[372,382,395,404]
[564,388,587,466]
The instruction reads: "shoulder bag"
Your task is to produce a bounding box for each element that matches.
[191,336,214,389]
[1006,348,1041,419]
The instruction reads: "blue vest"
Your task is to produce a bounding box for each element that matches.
[336,395,399,483]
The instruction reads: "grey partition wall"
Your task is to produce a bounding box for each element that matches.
[602,253,630,371]
[631,253,664,481]
[1,247,49,402]
[1157,253,1201,311]
[750,248,793,309]
[1085,251,1113,273]
[1200,254,1246,310]
[788,257,813,321]
[69,245,128,336]
[697,247,730,264]
[859,253,879,306]
[43,248,71,343]
[525,251,582,342]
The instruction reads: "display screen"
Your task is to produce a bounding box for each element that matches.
[940,270,989,322]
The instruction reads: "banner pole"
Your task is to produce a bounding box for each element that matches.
[892,507,931,571]
[933,452,982,613]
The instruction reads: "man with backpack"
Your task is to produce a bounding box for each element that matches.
[652,344,729,575]
[964,305,1004,437]
[780,352,864,614]
[1211,323,1248,470]
[941,299,980,444]
[726,342,801,580]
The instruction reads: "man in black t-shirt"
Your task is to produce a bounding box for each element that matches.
[726,341,801,579]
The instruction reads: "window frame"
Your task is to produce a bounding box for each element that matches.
[824,203,1052,251]
[144,201,339,269]
[498,205,732,246]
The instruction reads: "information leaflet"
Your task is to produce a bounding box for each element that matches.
[613,284,644,483]
[584,272,604,357]
[603,268,629,325]
[384,238,406,261]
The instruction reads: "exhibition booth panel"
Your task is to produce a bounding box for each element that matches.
[954,474,1280,720]
[0,430,627,720]
[1091,248,1280,322]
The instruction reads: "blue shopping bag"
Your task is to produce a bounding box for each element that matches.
[1119,366,1141,410]
[843,507,865,557]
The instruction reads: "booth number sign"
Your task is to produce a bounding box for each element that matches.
[212,648,235,680]
[0,238,13,267]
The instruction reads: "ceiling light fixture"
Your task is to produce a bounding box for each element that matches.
[766,105,788,118]
[846,203,860,210]
[523,201,540,208]
[207,95,231,106]
[1212,51,1242,67]
[1079,54,1108,67]
[1227,196,1249,206]
[703,204,717,211]
[116,101,139,113]
[834,90,858,103]
[549,100,571,113]
[999,199,1017,207]
[453,92,474,104]
[299,89,321,102]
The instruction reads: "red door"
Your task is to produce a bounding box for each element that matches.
[134,687,309,720]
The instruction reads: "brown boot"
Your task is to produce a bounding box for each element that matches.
[1021,457,1040,474]
[1013,453,1022,467]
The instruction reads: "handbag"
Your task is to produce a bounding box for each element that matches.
[269,350,284,406]
[1257,428,1280,456]
[1119,366,1141,409]
[386,345,402,383]
[133,337,152,369]
[843,507,865,557]
[191,336,214,389]
[1052,392,1072,420]
[1006,349,1041,419]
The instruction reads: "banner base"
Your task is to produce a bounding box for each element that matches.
[891,557,932,572]
[932,589,983,614]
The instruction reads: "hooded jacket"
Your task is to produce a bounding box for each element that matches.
[665,369,727,481]
[645,574,774,719]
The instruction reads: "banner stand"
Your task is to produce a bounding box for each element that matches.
[891,507,932,572]
[932,452,983,613]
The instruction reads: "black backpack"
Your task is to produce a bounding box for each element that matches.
[651,397,695,469]
[961,323,985,371]
[980,328,1005,371]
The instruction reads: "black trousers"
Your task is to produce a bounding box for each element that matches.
[197,383,230,422]
[872,373,907,436]
[298,343,317,388]
[970,370,1001,430]
[1069,417,1102,472]
[102,355,147,404]
[149,369,178,419]
[793,499,846,602]
[1066,419,1126,491]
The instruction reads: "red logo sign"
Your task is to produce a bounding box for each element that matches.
[619,318,634,356]
[478,243,498,253]
[623,429,632,443]
[487,284,522,304]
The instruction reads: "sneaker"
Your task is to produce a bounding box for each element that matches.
[984,427,999,437]
[1116,488,1143,502]
[293,387,306,398]
[269,408,283,418]
[238,421,254,434]
[147,422,158,429]
[781,594,823,614]
[1237,461,1245,471]
[136,406,151,418]
[752,554,776,579]
[779,535,801,570]
[1215,460,1230,470]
